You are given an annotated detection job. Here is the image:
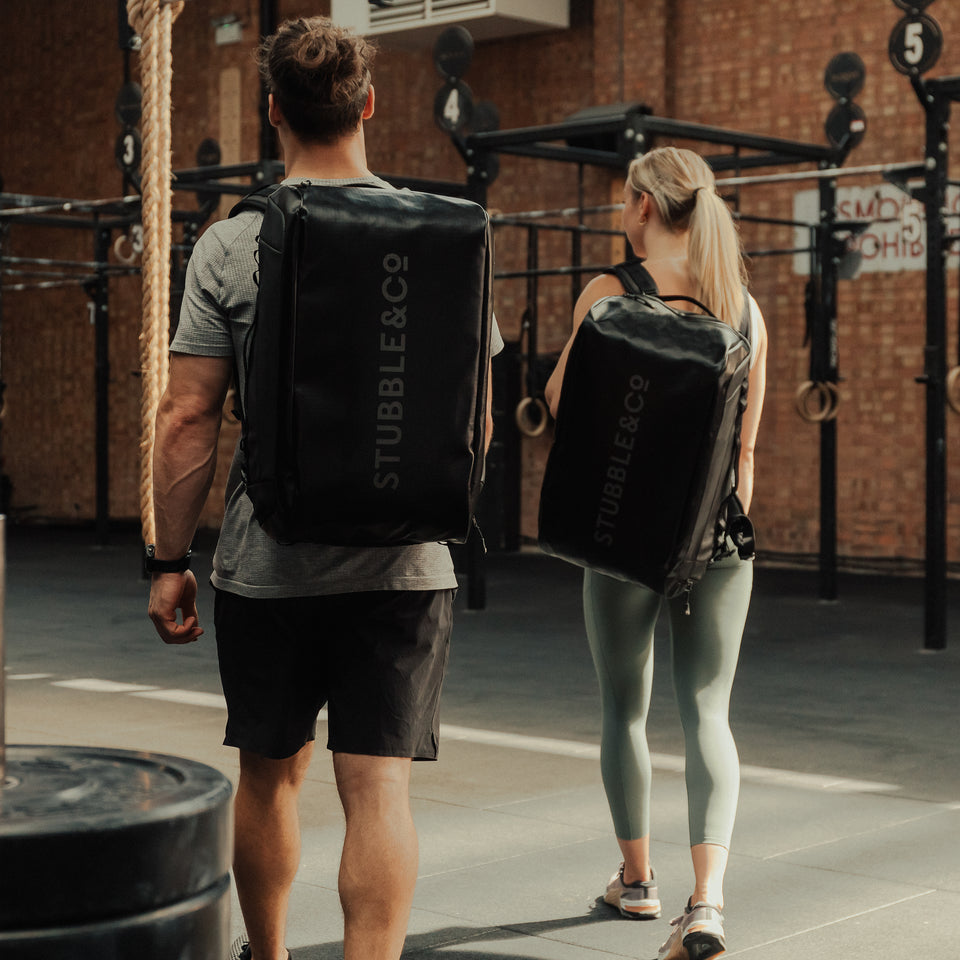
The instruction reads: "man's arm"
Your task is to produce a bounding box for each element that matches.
[148,352,233,645]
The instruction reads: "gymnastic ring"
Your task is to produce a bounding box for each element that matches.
[515,396,549,437]
[947,367,960,416]
[113,232,139,265]
[795,380,835,423]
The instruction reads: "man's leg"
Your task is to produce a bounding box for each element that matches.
[333,753,418,960]
[233,742,315,960]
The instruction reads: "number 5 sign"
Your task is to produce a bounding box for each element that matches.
[889,12,942,76]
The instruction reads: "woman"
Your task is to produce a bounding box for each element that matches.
[544,146,767,960]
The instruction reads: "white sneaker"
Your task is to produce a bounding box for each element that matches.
[602,863,661,919]
[658,900,725,960]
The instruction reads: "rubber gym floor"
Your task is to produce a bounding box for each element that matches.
[4,524,960,959]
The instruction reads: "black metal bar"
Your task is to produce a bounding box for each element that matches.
[743,247,814,258]
[469,112,836,166]
[170,161,282,183]
[0,227,7,518]
[524,226,540,399]
[916,79,950,650]
[476,142,627,168]
[926,75,960,101]
[493,218,622,236]
[495,263,613,281]
[259,0,278,163]
[571,223,583,313]
[816,179,839,602]
[636,115,837,162]
[733,212,819,229]
[708,152,828,174]
[378,175,468,197]
[468,115,636,150]
[92,228,112,546]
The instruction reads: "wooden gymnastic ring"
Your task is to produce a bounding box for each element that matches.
[947,366,960,416]
[515,396,549,437]
[795,381,834,423]
[113,232,139,265]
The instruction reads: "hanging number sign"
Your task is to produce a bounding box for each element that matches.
[433,79,474,135]
[114,128,142,175]
[888,13,942,75]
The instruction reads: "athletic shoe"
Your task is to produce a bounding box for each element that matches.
[602,863,661,919]
[658,900,725,960]
[228,936,291,960]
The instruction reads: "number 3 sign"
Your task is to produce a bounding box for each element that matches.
[889,12,942,76]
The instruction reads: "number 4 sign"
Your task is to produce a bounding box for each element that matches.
[433,79,474,135]
[889,12,943,76]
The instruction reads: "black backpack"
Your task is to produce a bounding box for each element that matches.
[229,181,494,546]
[538,260,754,604]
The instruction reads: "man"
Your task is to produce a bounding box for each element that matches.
[147,17,501,960]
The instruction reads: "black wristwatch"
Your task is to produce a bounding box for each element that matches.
[144,544,192,574]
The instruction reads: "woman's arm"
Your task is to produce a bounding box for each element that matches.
[544,273,624,418]
[737,297,768,513]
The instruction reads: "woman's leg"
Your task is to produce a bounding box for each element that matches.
[584,568,663,881]
[667,552,753,908]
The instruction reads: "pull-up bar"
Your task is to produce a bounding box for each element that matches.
[716,160,927,188]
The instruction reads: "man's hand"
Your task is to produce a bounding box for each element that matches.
[148,570,204,644]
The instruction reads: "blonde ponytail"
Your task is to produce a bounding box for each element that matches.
[626,147,747,326]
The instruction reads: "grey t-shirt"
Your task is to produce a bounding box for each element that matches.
[171,175,503,598]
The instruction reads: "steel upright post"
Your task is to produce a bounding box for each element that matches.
[0,515,6,787]
[816,178,839,600]
[918,82,950,650]
[92,228,112,546]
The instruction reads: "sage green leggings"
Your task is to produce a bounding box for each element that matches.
[583,550,752,848]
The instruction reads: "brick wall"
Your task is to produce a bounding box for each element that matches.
[0,0,957,567]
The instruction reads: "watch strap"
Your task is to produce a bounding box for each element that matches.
[144,544,192,573]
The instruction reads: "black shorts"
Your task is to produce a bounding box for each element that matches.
[213,588,454,761]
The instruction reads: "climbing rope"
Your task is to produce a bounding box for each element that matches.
[126,0,184,546]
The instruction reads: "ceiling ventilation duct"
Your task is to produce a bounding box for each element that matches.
[331,0,569,46]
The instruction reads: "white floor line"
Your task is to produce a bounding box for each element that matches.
[37,677,900,795]
[6,673,54,680]
[724,889,936,955]
[131,689,229,709]
[438,724,899,794]
[52,678,160,693]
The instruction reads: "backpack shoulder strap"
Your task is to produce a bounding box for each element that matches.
[229,182,283,218]
[605,259,659,295]
[605,260,716,317]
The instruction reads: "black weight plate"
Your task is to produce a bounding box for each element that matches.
[0,745,232,929]
[469,99,501,134]
[196,137,222,167]
[824,52,866,101]
[825,102,867,150]
[115,81,142,127]
[434,25,474,80]
[0,874,229,960]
